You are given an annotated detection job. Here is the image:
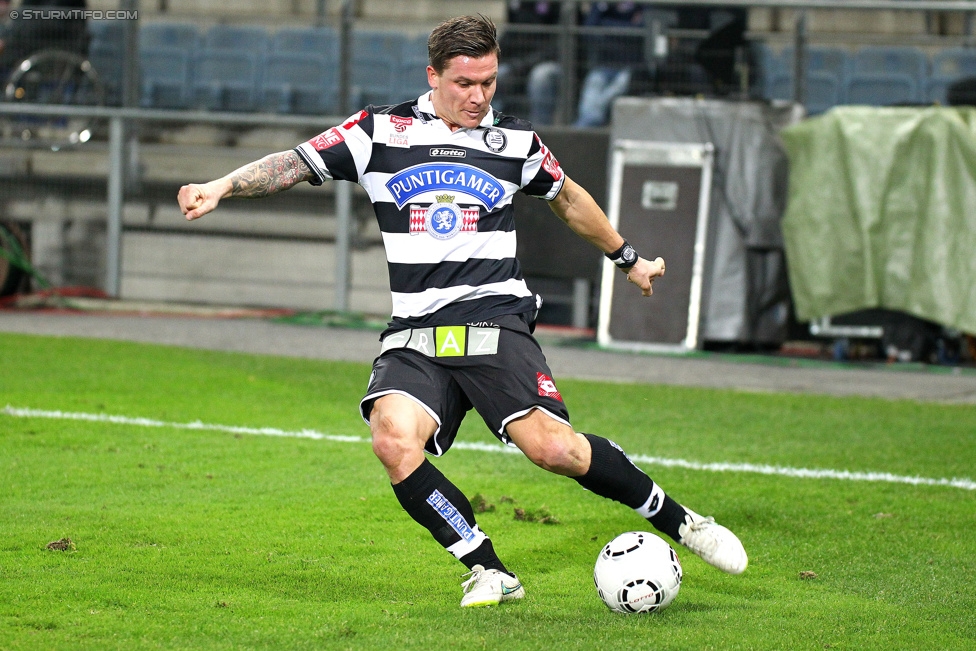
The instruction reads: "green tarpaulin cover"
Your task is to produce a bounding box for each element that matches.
[781,106,976,334]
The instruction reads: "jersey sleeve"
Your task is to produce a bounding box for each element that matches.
[520,133,566,200]
[294,109,374,185]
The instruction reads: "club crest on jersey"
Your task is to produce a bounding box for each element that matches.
[483,127,508,152]
[386,163,504,210]
[409,194,479,239]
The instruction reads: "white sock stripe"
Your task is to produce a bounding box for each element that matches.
[446,525,488,560]
[4,405,975,492]
[634,483,666,519]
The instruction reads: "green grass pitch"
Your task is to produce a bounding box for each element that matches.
[1,332,975,650]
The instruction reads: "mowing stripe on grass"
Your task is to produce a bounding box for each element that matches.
[5,405,975,491]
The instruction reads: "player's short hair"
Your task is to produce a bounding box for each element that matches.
[427,14,500,74]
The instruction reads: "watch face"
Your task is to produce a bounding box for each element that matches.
[621,244,637,265]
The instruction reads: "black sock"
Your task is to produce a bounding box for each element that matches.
[391,459,510,574]
[573,433,689,543]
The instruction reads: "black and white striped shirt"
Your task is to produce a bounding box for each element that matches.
[295,92,566,330]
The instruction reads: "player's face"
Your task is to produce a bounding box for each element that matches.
[427,53,498,131]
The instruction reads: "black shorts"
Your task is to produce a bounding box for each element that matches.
[359,324,571,456]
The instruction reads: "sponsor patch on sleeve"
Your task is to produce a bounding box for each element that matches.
[308,127,345,151]
[536,135,564,182]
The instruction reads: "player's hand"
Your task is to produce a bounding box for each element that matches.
[178,182,223,221]
[626,256,665,297]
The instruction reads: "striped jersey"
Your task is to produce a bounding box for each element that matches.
[294,92,566,330]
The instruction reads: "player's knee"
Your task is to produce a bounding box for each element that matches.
[369,412,408,461]
[524,433,586,476]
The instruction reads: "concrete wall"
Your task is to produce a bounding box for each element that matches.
[2,138,393,316]
[121,231,391,314]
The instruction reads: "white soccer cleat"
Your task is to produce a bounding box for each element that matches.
[459,564,525,608]
[677,508,748,575]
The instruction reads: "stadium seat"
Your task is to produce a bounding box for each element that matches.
[141,23,199,51]
[88,20,123,51]
[931,47,976,79]
[259,53,336,114]
[848,48,926,104]
[352,31,405,106]
[272,26,338,57]
[140,47,192,109]
[192,51,259,111]
[768,70,843,114]
[397,33,431,101]
[353,30,405,59]
[202,25,268,54]
[763,46,848,111]
[852,46,927,81]
[846,73,918,106]
[752,43,784,97]
[805,72,844,114]
[87,40,123,106]
[781,46,851,78]
[928,48,976,104]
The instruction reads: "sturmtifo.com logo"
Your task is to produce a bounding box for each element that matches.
[10,9,139,20]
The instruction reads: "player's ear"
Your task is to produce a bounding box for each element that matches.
[427,65,438,90]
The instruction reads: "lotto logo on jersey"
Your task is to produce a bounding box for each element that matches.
[309,128,344,150]
[537,372,563,401]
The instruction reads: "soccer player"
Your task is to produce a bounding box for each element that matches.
[178,14,747,608]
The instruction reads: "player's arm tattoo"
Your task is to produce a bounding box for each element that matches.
[227,150,315,198]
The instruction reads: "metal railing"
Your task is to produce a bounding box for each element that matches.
[0,103,350,304]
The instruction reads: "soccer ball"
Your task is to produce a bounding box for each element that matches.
[594,531,682,613]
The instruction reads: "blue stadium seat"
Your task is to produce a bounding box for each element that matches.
[352,56,397,106]
[352,31,405,106]
[88,20,124,50]
[804,72,844,114]
[763,46,849,111]
[931,47,976,79]
[87,40,123,106]
[848,46,925,105]
[140,47,192,109]
[272,26,338,57]
[202,25,268,54]
[928,78,953,105]
[846,73,918,106]
[852,46,927,81]
[781,46,851,77]
[353,30,405,59]
[928,48,976,104]
[397,33,431,101]
[192,51,259,111]
[767,72,792,102]
[752,43,784,97]
[768,70,843,114]
[259,53,336,114]
[141,23,199,50]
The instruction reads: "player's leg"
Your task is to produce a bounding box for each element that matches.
[361,352,523,606]
[461,327,746,575]
[505,410,747,574]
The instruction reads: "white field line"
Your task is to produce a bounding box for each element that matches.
[5,405,975,491]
